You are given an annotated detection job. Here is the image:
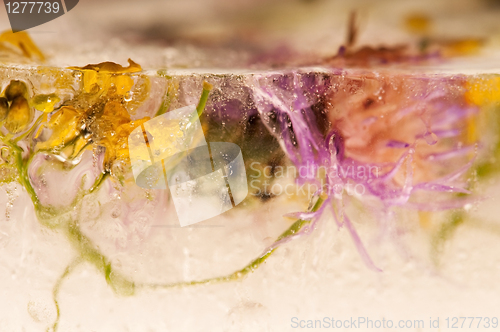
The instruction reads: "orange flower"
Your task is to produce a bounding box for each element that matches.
[326,73,473,184]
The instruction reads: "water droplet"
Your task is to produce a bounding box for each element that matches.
[423,131,438,145]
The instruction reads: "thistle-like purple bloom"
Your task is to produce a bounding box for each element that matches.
[250,71,477,271]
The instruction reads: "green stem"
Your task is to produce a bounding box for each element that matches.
[64,219,135,296]
[88,171,109,194]
[7,138,134,300]
[4,81,328,326]
[14,113,44,143]
[144,193,327,290]
[49,258,82,332]
[196,82,213,118]
[10,143,40,208]
[431,210,465,266]
[276,193,326,242]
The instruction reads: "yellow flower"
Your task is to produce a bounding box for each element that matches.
[0,30,45,60]
[36,59,149,172]
[68,59,142,73]
[68,59,141,96]
[465,76,500,106]
[4,96,32,134]
[38,98,149,169]
[91,99,149,168]
[37,106,80,150]
[33,94,61,113]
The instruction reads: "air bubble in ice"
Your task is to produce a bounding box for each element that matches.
[423,131,438,145]
[124,92,133,102]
